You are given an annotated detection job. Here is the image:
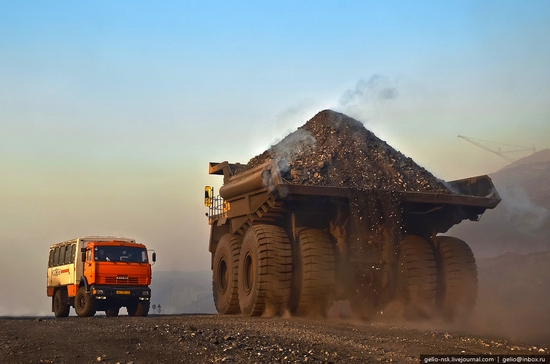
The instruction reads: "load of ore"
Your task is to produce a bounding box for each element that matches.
[238,109,451,194]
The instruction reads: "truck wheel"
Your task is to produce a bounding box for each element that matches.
[212,234,241,314]
[435,236,477,321]
[135,301,150,316]
[290,228,335,317]
[238,225,292,316]
[105,305,120,317]
[127,301,150,317]
[74,287,97,317]
[53,289,70,318]
[397,235,437,320]
[127,303,136,316]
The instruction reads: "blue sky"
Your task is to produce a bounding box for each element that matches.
[1,0,549,314]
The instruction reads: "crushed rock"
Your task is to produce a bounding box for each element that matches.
[238,109,451,194]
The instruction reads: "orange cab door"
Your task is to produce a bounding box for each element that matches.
[83,248,95,285]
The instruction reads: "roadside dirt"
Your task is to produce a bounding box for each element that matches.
[1,314,548,363]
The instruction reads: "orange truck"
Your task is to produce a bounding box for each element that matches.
[47,236,156,317]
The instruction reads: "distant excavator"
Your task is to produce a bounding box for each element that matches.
[458,135,536,162]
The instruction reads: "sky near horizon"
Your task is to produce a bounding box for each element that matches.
[1,1,549,315]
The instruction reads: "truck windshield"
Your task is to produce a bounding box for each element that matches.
[94,246,148,263]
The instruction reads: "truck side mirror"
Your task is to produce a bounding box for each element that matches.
[152,252,157,263]
[81,251,86,262]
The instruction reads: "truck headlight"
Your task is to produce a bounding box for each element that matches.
[93,289,104,295]
[142,291,150,296]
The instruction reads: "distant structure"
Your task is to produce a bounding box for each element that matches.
[458,135,536,162]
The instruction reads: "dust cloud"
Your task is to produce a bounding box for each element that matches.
[323,256,550,346]
[438,150,550,344]
[338,74,399,122]
[471,251,550,345]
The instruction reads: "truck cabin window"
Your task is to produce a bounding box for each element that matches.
[94,246,148,263]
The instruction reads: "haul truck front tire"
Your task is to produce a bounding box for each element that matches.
[53,289,70,318]
[435,236,477,321]
[238,225,292,316]
[75,286,97,317]
[212,234,242,314]
[291,228,336,317]
[398,235,438,320]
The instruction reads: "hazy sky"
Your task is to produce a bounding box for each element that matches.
[1,1,549,315]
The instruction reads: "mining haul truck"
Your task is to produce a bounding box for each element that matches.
[47,236,156,317]
[205,160,501,320]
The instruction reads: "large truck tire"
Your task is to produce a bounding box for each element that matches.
[291,228,336,317]
[238,224,292,316]
[75,286,97,317]
[212,234,242,314]
[397,235,438,320]
[435,236,477,321]
[53,289,70,318]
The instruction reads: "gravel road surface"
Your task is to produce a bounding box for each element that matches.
[1,314,548,363]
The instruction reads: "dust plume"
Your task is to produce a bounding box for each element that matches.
[470,251,550,345]
[338,74,399,122]
[325,249,550,346]
[497,184,549,232]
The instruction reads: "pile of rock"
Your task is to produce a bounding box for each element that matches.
[240,109,450,194]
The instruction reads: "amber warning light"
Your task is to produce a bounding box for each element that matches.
[204,186,212,207]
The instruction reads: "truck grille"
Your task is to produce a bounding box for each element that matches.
[103,276,143,285]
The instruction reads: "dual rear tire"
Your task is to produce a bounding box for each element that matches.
[397,235,439,319]
[105,305,120,317]
[436,236,477,320]
[127,301,149,317]
[290,228,336,317]
[397,235,477,321]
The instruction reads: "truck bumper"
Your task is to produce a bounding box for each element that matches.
[90,285,151,301]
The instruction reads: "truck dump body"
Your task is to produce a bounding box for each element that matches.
[206,110,501,320]
[208,160,500,239]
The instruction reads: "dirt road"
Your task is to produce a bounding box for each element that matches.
[1,314,548,363]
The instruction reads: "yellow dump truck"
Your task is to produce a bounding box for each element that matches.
[205,160,500,320]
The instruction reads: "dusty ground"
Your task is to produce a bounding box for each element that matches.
[1,314,548,364]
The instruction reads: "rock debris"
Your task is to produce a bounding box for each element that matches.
[0,316,543,363]
[239,109,450,194]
